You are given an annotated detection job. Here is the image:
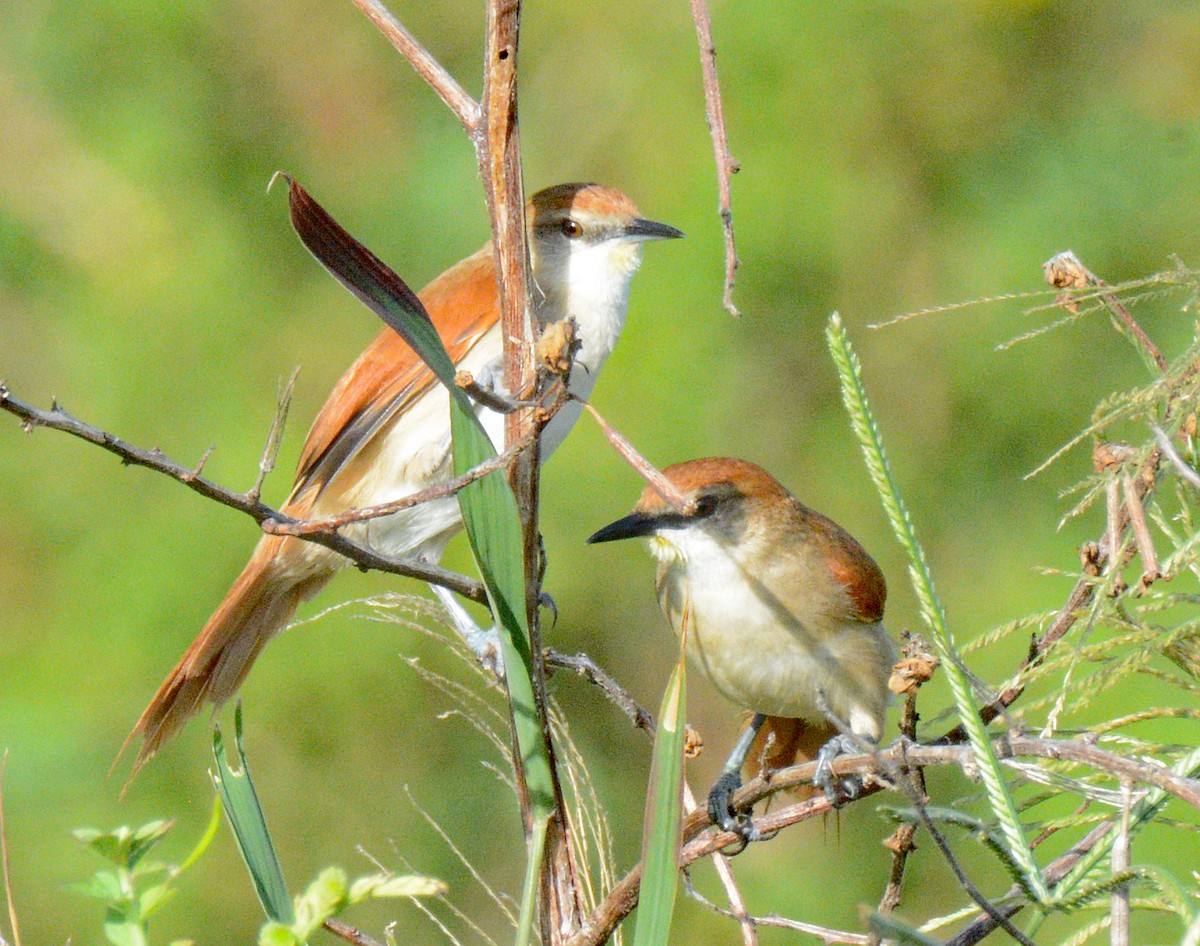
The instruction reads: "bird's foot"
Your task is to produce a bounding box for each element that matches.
[430,584,506,679]
[707,770,759,845]
[813,734,864,807]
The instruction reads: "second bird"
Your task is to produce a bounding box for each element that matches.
[588,457,895,838]
[129,183,682,773]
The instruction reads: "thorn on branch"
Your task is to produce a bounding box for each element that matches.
[183,446,215,484]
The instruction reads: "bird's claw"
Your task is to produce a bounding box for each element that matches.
[707,770,759,846]
[814,733,863,807]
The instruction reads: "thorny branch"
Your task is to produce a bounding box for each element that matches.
[0,382,489,604]
[565,734,1200,946]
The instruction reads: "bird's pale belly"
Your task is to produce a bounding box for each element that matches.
[660,566,893,739]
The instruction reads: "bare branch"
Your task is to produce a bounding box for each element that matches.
[688,0,740,317]
[352,0,481,132]
[323,918,386,946]
[579,400,696,513]
[545,649,656,737]
[0,383,487,604]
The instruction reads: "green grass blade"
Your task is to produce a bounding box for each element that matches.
[514,816,549,946]
[631,655,688,946]
[284,177,558,938]
[826,313,1049,903]
[284,175,555,822]
[211,705,294,924]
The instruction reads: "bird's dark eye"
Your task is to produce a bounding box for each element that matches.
[693,494,718,518]
[560,218,583,239]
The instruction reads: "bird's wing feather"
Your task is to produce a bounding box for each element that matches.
[286,246,497,514]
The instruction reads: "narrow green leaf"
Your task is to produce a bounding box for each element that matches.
[211,705,294,924]
[632,655,688,946]
[283,176,555,825]
[827,313,1049,903]
[515,816,550,946]
[284,176,557,943]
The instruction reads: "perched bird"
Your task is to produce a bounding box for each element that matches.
[129,183,681,772]
[588,457,894,838]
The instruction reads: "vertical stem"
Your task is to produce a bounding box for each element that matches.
[478,2,581,941]
[1110,780,1131,946]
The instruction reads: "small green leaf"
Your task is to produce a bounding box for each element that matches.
[138,881,177,917]
[127,820,173,868]
[257,921,299,946]
[104,919,150,946]
[69,869,124,902]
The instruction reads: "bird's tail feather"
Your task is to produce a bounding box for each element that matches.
[121,540,330,781]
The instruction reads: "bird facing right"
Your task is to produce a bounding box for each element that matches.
[588,457,895,838]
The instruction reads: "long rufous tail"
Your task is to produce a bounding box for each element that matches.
[124,538,330,778]
[745,715,838,800]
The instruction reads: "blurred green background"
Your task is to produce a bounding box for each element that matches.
[3,0,1200,943]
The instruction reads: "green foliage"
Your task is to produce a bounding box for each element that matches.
[828,313,1049,903]
[257,867,447,946]
[71,805,220,946]
[283,177,554,945]
[211,705,293,924]
[630,655,687,946]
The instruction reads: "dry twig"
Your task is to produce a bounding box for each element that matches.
[688,0,741,316]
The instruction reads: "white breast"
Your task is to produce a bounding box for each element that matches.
[653,530,892,738]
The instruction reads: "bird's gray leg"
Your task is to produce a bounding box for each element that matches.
[707,712,767,842]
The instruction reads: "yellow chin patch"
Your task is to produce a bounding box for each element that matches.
[648,534,682,564]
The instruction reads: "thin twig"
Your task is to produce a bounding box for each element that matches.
[267,429,535,536]
[1044,251,1168,373]
[680,872,872,946]
[579,400,695,513]
[1111,780,1132,946]
[0,753,20,946]
[681,782,757,946]
[0,383,488,603]
[454,370,531,415]
[544,650,656,737]
[872,638,931,939]
[688,0,740,317]
[248,367,299,503]
[323,918,387,946]
[352,0,481,132]
[1152,424,1200,489]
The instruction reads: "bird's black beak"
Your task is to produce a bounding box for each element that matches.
[587,511,660,544]
[623,218,684,242]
